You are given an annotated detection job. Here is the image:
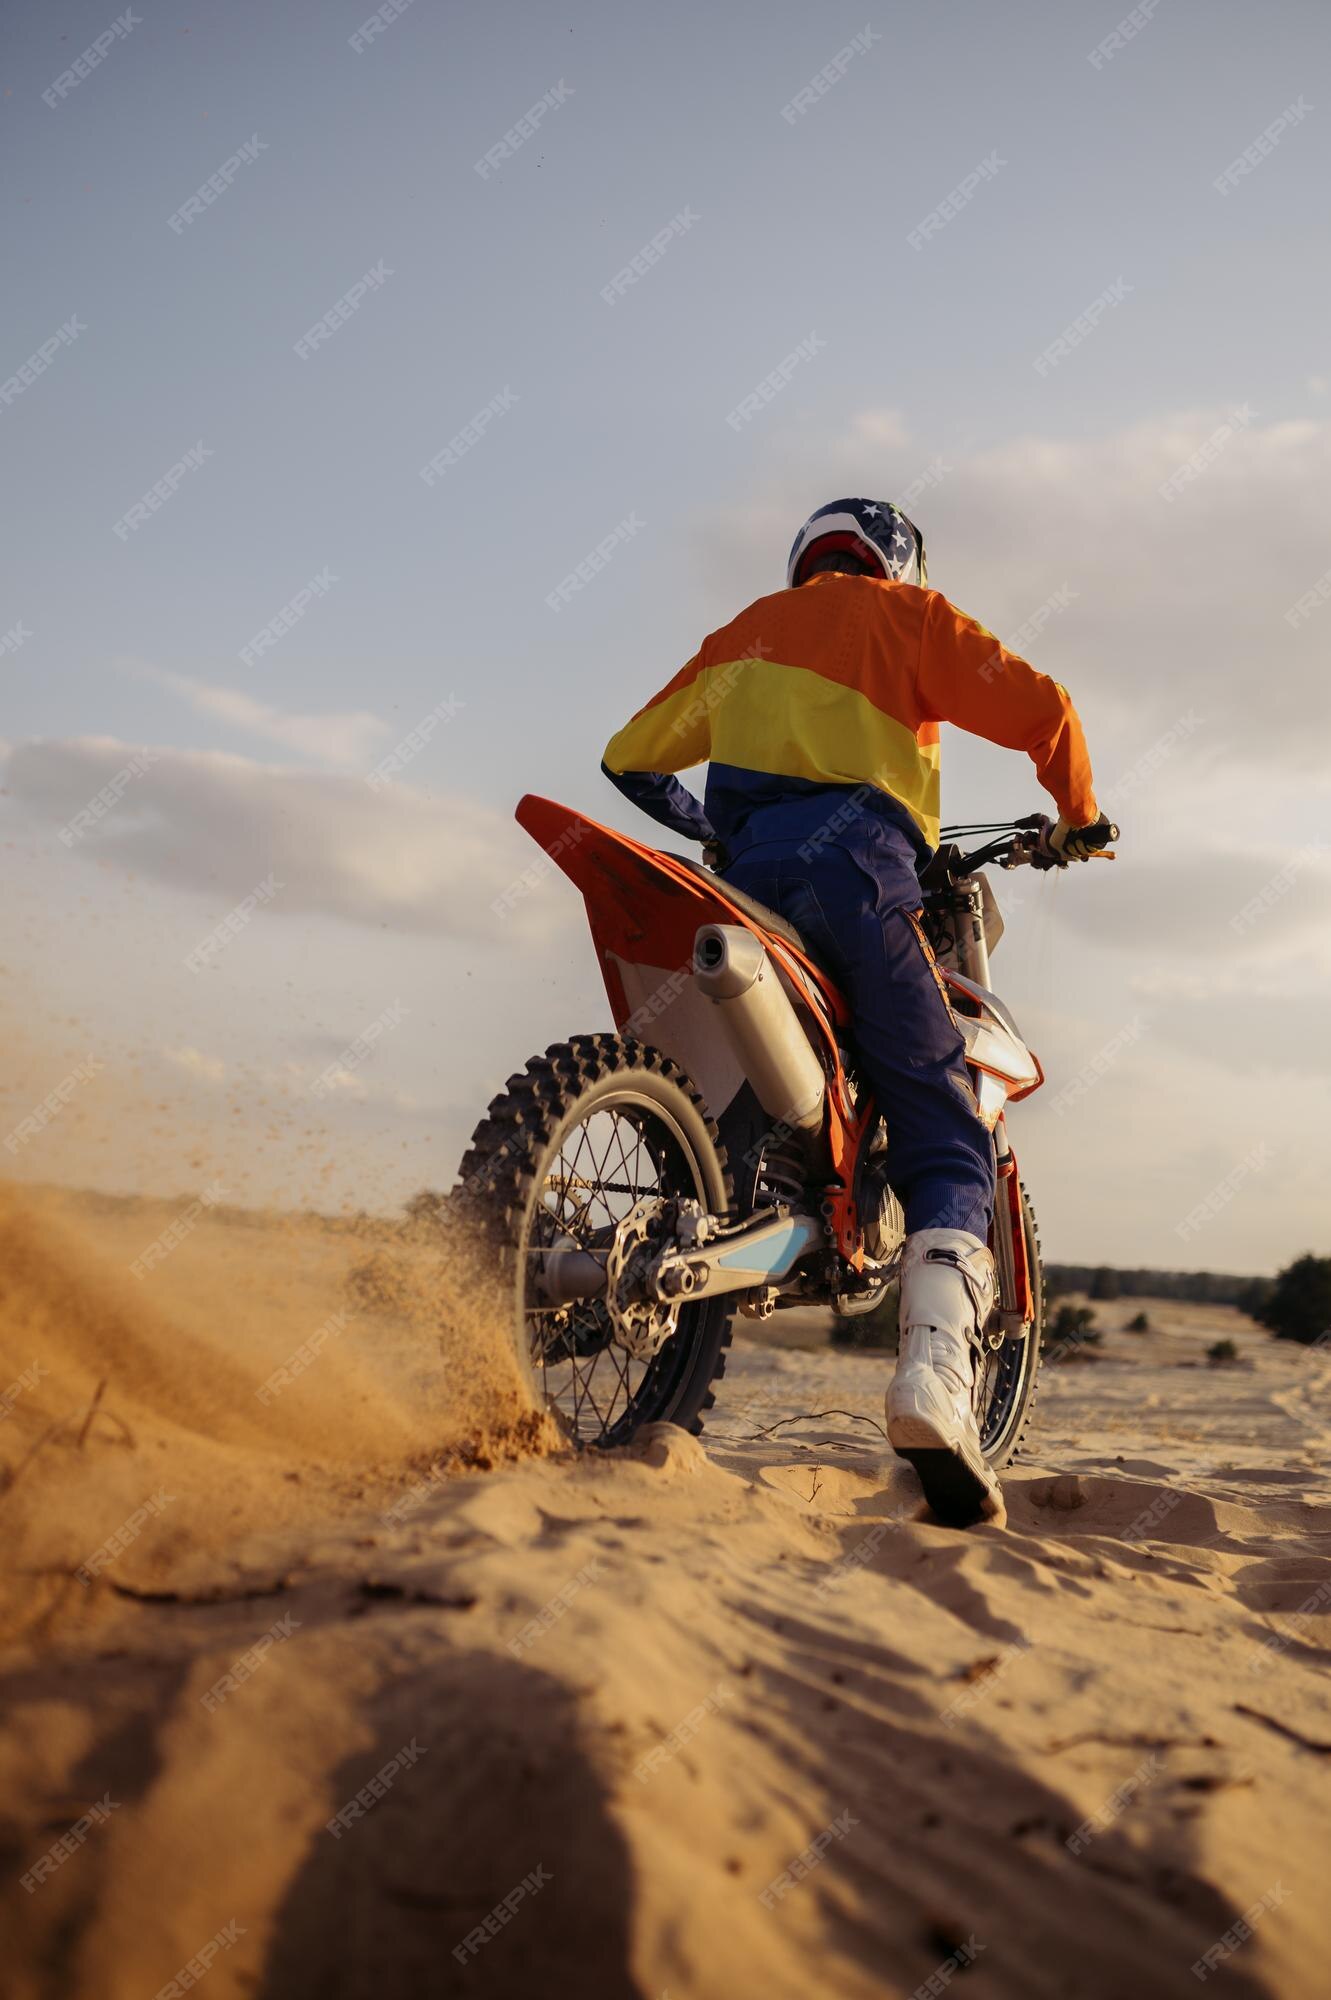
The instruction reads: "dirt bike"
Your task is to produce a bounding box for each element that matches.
[455,797,1115,1465]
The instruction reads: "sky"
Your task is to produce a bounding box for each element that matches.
[2,0,1329,1271]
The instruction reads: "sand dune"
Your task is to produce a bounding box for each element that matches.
[2,1188,1328,1998]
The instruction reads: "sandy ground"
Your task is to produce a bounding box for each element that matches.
[2,1185,1329,2000]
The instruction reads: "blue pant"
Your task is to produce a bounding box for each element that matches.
[723,800,995,1240]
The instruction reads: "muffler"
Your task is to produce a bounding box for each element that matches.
[693,925,826,1137]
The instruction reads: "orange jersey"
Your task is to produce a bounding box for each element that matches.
[603,572,1098,848]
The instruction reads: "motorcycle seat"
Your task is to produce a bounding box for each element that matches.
[671,856,814,960]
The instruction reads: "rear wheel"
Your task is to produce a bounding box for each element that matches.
[453,1034,736,1449]
[976,1179,1044,1468]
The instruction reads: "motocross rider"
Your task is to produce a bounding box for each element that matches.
[602,498,1110,1526]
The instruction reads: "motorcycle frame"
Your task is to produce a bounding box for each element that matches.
[516,796,1040,1321]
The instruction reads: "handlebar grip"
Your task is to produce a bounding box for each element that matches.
[1082,819,1119,850]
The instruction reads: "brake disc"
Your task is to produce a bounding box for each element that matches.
[604,1198,680,1361]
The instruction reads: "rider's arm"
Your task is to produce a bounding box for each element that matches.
[599,762,716,844]
[601,654,717,844]
[915,593,1100,825]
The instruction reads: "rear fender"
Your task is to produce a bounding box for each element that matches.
[515,796,871,1259]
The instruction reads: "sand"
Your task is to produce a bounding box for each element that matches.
[1,1186,1328,1999]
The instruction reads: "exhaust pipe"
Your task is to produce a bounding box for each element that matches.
[693,925,826,1137]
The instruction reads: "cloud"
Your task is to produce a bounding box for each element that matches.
[695,405,1331,772]
[3,738,569,944]
[128,663,390,768]
[165,1045,227,1085]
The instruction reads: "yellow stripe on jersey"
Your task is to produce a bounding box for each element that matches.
[604,657,944,844]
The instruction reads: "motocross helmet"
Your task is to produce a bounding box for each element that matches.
[787,497,927,589]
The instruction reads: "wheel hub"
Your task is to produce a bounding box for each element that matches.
[604,1198,680,1360]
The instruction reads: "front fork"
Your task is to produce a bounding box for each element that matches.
[991,1114,1033,1335]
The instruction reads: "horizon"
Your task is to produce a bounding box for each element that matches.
[3,0,1329,1273]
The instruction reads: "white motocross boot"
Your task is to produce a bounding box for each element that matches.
[886,1229,1003,1526]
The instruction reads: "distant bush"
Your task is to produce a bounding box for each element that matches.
[1126,1310,1151,1333]
[1252,1255,1331,1347]
[1207,1338,1239,1364]
[1049,1303,1101,1358]
[1044,1264,1268,1307]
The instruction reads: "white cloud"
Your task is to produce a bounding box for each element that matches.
[165,1044,227,1085]
[3,738,567,944]
[128,662,390,768]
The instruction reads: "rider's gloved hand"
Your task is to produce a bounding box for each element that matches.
[701,839,730,873]
[1049,812,1116,864]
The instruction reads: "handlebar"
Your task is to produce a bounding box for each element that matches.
[926,813,1118,888]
